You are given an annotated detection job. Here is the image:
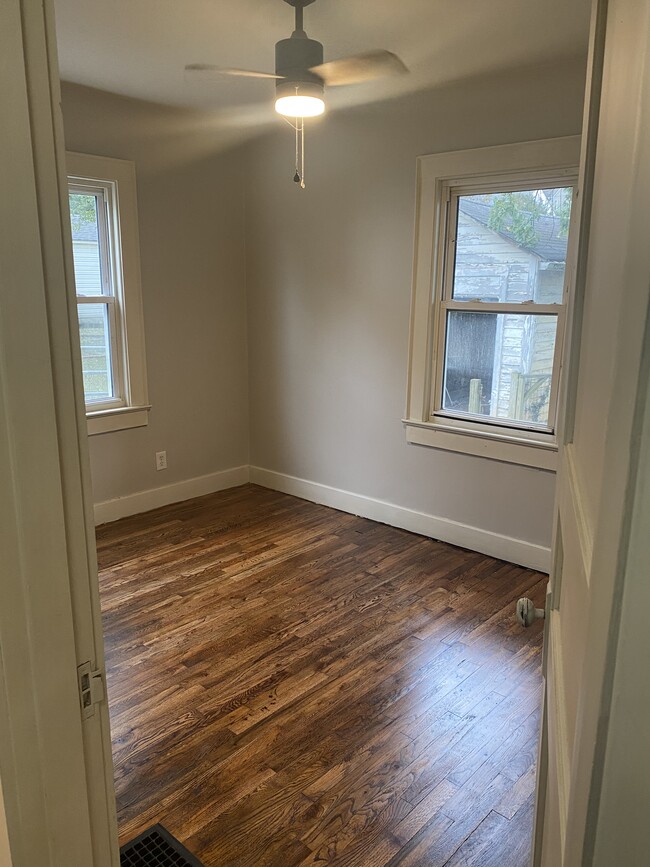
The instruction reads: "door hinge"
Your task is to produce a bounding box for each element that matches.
[77,661,105,719]
[542,583,553,679]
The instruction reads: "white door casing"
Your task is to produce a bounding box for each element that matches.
[0,0,118,865]
[533,0,650,864]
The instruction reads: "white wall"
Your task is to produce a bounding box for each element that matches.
[244,60,586,553]
[60,83,249,506]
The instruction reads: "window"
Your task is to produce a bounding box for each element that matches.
[67,153,149,435]
[405,137,581,470]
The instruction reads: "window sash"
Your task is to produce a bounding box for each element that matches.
[69,178,126,409]
[431,310,565,435]
[429,178,576,436]
[442,185,574,307]
[75,295,124,411]
[69,183,114,298]
[440,300,563,314]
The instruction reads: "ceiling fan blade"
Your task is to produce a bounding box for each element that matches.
[185,64,283,80]
[310,50,408,86]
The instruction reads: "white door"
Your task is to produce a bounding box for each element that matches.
[530,0,650,863]
[0,0,118,864]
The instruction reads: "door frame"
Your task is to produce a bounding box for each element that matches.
[563,0,650,856]
[0,0,118,864]
[532,0,650,862]
[531,0,609,858]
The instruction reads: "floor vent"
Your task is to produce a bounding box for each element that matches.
[120,824,204,867]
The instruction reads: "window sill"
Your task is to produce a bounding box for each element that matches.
[403,419,557,470]
[86,405,151,436]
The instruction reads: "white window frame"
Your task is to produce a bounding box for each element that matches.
[67,153,150,435]
[404,136,581,471]
[68,179,124,412]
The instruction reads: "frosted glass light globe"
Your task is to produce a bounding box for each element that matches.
[275,94,325,117]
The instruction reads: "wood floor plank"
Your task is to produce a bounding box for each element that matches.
[97,483,545,864]
[442,808,510,867]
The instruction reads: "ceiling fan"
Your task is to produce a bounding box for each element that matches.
[186,0,408,186]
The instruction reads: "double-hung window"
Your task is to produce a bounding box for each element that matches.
[67,153,149,434]
[405,137,581,470]
[69,180,121,407]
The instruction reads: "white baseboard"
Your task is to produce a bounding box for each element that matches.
[93,463,551,572]
[93,465,250,525]
[249,466,551,573]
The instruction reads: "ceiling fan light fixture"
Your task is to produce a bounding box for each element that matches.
[275,93,325,117]
[186,0,407,184]
[274,78,325,117]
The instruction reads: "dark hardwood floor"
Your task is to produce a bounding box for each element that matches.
[96,483,546,866]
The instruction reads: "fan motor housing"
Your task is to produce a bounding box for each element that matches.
[275,36,324,90]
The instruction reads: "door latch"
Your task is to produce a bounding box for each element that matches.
[516,597,545,628]
[77,661,105,719]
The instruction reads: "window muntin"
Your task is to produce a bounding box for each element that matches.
[69,181,124,410]
[432,182,575,435]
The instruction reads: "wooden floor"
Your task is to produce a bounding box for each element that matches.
[96,484,546,867]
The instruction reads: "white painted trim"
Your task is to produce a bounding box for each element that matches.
[405,136,581,459]
[94,466,250,525]
[548,610,571,854]
[1,1,119,861]
[87,405,150,435]
[560,443,594,581]
[67,151,149,425]
[250,466,551,572]
[94,464,550,571]
[404,420,558,470]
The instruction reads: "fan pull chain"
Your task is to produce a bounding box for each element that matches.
[283,112,307,189]
[300,118,305,189]
[293,117,306,189]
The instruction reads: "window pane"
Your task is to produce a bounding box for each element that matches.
[442,311,558,427]
[453,188,572,304]
[69,192,104,296]
[77,303,113,403]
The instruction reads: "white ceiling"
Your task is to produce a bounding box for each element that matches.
[54,0,591,124]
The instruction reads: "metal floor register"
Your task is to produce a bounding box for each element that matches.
[119,824,204,867]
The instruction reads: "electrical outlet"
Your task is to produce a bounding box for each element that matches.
[155,450,167,471]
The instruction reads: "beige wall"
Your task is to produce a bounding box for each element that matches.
[60,83,249,505]
[62,59,586,550]
[244,60,586,548]
[0,778,11,867]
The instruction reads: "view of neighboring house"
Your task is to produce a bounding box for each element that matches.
[71,219,102,292]
[446,191,569,428]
